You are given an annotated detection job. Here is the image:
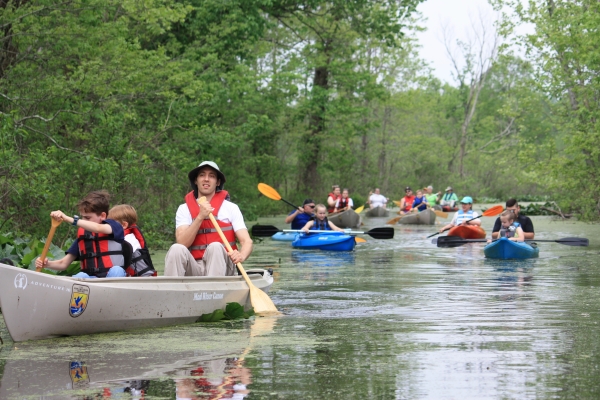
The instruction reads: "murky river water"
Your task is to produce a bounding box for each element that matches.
[1,209,600,399]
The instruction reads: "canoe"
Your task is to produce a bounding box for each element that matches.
[292,231,356,251]
[448,225,486,239]
[328,208,362,229]
[0,262,273,342]
[483,237,539,259]
[271,232,297,241]
[398,208,437,225]
[365,206,389,218]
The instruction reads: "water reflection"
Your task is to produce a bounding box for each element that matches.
[291,250,356,267]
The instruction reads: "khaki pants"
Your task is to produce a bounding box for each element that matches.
[164,243,236,277]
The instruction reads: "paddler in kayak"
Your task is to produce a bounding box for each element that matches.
[285,198,316,229]
[301,204,346,232]
[440,186,458,211]
[438,196,481,233]
[487,210,524,243]
[491,198,535,240]
[333,188,354,213]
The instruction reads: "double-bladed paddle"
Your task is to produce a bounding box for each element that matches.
[435,235,589,248]
[251,224,394,240]
[258,183,301,209]
[426,204,504,239]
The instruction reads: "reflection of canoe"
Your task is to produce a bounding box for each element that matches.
[0,263,273,342]
[328,209,361,228]
[483,237,539,259]
[365,206,389,217]
[272,232,297,241]
[398,208,436,225]
[448,225,486,239]
[292,232,356,251]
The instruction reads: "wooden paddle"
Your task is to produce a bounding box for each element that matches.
[436,236,589,248]
[35,216,63,272]
[251,225,394,239]
[200,197,279,315]
[258,183,300,209]
[426,205,504,239]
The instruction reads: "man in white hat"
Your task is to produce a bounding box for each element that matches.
[440,186,458,210]
[164,161,252,276]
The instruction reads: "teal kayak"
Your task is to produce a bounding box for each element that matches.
[292,231,356,251]
[271,232,297,241]
[484,237,539,259]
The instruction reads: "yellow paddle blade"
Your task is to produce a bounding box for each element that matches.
[482,204,504,216]
[433,210,448,218]
[257,183,282,201]
[386,216,402,225]
[393,200,402,207]
[355,237,367,243]
[355,205,364,213]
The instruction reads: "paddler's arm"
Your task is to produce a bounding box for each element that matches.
[175,200,212,248]
[230,228,253,264]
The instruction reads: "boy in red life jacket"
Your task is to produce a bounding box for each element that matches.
[108,204,157,277]
[164,161,253,277]
[35,190,128,279]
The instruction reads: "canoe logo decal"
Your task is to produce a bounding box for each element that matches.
[69,361,90,388]
[70,284,90,317]
[14,273,27,290]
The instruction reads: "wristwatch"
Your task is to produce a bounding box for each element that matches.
[72,215,79,226]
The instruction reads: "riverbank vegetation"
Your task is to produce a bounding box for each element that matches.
[1,0,598,246]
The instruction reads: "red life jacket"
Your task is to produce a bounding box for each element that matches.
[402,195,415,212]
[327,192,340,213]
[338,197,349,209]
[77,227,126,278]
[185,190,238,260]
[123,225,157,277]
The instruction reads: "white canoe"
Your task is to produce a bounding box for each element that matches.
[328,209,362,228]
[365,206,389,217]
[0,262,273,342]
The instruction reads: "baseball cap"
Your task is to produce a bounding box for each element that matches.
[460,196,473,204]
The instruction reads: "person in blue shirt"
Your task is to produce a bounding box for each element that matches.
[285,198,316,230]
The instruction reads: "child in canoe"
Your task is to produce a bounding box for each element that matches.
[35,190,128,278]
[438,196,481,233]
[108,204,157,277]
[410,189,429,212]
[301,204,346,232]
[487,210,524,243]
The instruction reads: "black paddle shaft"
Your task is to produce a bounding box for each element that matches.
[436,236,589,248]
[251,225,394,239]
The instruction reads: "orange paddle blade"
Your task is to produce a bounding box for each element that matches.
[393,200,402,207]
[482,205,504,217]
[386,216,402,225]
[355,237,367,243]
[257,183,282,201]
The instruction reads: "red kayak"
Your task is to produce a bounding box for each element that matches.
[447,225,486,239]
[442,205,458,212]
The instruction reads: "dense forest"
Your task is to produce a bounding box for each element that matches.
[0,0,598,247]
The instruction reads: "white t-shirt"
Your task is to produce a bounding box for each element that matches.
[124,233,141,252]
[369,193,387,208]
[335,198,354,208]
[175,199,247,232]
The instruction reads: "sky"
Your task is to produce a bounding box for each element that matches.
[415,0,497,83]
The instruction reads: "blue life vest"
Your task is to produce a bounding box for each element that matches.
[455,210,475,225]
[412,196,427,211]
[311,217,331,231]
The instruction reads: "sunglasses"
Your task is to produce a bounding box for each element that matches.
[306,204,315,208]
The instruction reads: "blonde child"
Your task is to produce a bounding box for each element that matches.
[301,204,345,232]
[108,204,156,277]
[488,210,524,243]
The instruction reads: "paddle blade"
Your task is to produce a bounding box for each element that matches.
[257,183,282,201]
[436,236,469,248]
[366,227,395,239]
[554,237,589,246]
[433,210,448,219]
[248,284,279,315]
[386,216,402,225]
[393,200,402,207]
[482,205,504,217]
[251,225,281,237]
[355,237,367,243]
[355,205,365,213]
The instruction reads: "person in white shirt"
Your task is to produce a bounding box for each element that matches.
[164,161,252,277]
[368,188,388,209]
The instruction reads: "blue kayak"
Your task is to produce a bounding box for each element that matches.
[483,237,539,259]
[271,232,297,241]
[292,231,356,251]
